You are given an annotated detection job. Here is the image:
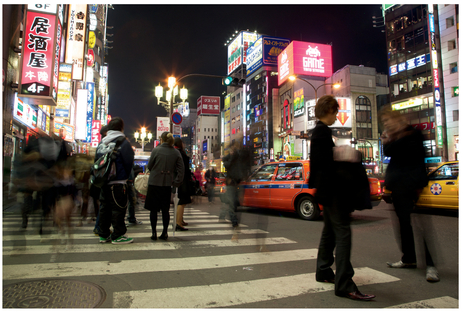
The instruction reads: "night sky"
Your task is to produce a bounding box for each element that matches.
[105,4,388,137]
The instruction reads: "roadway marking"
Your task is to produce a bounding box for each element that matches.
[2,229,268,242]
[2,249,318,280]
[113,267,400,308]
[3,237,296,255]
[387,296,458,308]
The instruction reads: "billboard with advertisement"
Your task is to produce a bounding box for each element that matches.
[56,63,72,117]
[75,89,88,139]
[19,9,59,104]
[293,88,305,118]
[13,93,37,129]
[65,4,87,81]
[197,96,220,115]
[306,97,352,130]
[156,117,170,139]
[90,120,102,147]
[85,82,95,142]
[278,41,333,86]
[246,36,290,76]
[53,121,74,142]
[227,31,259,75]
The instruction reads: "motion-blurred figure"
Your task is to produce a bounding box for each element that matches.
[221,141,251,240]
[380,107,437,281]
[205,167,216,204]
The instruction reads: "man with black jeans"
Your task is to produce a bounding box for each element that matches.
[310,95,375,301]
[95,117,134,244]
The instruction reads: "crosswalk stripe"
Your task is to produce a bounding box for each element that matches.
[3,237,296,255]
[3,249,317,280]
[2,229,268,241]
[113,267,400,308]
[386,296,458,308]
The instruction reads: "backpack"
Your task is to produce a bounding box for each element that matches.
[90,136,126,188]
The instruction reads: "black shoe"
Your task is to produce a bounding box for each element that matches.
[159,233,168,240]
[338,291,376,301]
[150,235,157,241]
[316,278,335,284]
[176,224,188,231]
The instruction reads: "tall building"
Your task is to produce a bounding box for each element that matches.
[195,114,219,169]
[383,4,459,163]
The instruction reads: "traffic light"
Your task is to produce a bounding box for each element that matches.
[222,76,245,87]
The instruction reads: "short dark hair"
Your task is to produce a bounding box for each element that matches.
[100,125,109,136]
[174,137,185,154]
[107,117,124,131]
[315,95,339,119]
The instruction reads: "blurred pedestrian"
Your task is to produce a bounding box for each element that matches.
[126,167,143,226]
[174,137,192,231]
[221,141,251,239]
[310,95,375,301]
[194,166,203,195]
[380,107,436,281]
[205,166,217,204]
[90,125,108,235]
[144,132,184,240]
[95,117,134,244]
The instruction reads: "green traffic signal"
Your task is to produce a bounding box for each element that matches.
[223,76,234,85]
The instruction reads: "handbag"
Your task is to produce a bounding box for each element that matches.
[134,171,149,196]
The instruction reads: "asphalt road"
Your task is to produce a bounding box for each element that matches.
[2,196,459,308]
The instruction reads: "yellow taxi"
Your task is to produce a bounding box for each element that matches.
[382,161,459,209]
[220,160,381,220]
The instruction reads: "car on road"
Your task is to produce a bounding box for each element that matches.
[220,160,382,220]
[382,161,459,210]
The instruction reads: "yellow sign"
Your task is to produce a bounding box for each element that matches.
[392,98,423,111]
[286,156,301,161]
[88,31,96,49]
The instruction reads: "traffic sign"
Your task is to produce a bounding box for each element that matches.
[172,112,182,125]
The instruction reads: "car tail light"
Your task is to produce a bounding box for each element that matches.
[377,181,381,194]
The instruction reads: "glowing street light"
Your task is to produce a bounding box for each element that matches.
[155,76,189,132]
[134,127,152,151]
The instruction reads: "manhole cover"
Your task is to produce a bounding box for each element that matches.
[3,279,106,308]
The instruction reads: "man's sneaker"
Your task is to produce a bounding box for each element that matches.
[112,235,134,245]
[386,260,417,268]
[426,266,440,282]
[126,220,143,226]
[99,236,111,243]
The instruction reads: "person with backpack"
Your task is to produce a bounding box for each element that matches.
[94,117,135,244]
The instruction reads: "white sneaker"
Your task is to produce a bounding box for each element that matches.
[426,266,440,282]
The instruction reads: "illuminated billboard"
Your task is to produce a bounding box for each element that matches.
[19,9,59,105]
[197,96,220,116]
[53,121,74,142]
[65,4,87,81]
[246,36,290,76]
[278,41,333,86]
[227,31,259,75]
[13,93,37,129]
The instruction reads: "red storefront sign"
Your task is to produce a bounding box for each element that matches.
[197,96,220,116]
[91,120,102,147]
[20,10,58,101]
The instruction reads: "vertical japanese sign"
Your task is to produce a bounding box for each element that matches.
[428,5,443,148]
[224,95,231,153]
[91,120,102,147]
[56,63,72,117]
[65,4,87,81]
[75,89,88,140]
[85,82,95,142]
[19,10,57,101]
[227,31,258,75]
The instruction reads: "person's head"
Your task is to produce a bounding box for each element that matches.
[100,125,109,138]
[174,137,184,151]
[160,132,174,146]
[379,105,408,133]
[107,117,124,132]
[315,95,339,126]
[59,127,66,139]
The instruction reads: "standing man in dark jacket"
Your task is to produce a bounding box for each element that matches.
[95,117,134,244]
[380,107,433,278]
[309,95,375,301]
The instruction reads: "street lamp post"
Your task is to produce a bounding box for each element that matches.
[134,127,152,152]
[288,75,340,159]
[155,77,188,133]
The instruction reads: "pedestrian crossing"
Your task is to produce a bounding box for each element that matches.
[2,206,458,308]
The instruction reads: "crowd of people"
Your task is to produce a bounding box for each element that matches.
[11,103,438,302]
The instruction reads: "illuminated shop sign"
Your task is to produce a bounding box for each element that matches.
[53,121,74,142]
[13,93,37,128]
[56,63,72,117]
[293,88,305,118]
[392,98,424,111]
[27,4,57,14]
[75,89,88,140]
[19,9,59,103]
[84,82,95,142]
[278,41,333,86]
[65,4,87,81]
[227,31,259,75]
[202,140,208,154]
[332,97,351,128]
[246,36,290,77]
[197,96,220,116]
[389,54,430,76]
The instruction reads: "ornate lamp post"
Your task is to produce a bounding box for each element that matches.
[155,77,188,132]
[134,127,152,151]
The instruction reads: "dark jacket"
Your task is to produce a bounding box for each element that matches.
[384,125,428,194]
[147,143,184,187]
[222,147,251,185]
[309,121,335,205]
[95,131,134,182]
[176,148,192,196]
